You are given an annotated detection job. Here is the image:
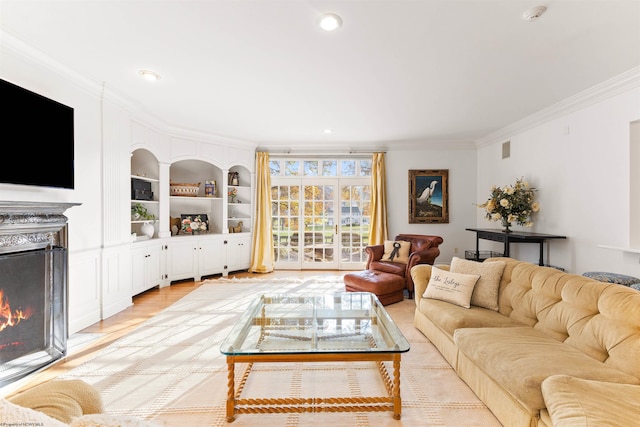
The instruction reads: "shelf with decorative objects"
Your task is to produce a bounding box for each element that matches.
[131,202,158,242]
[169,159,225,236]
[227,166,252,234]
[131,149,161,241]
[131,181,159,241]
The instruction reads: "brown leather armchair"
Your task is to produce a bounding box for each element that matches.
[365,234,443,299]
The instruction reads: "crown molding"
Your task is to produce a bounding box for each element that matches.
[386,139,476,151]
[258,137,476,154]
[165,125,258,150]
[1,29,256,149]
[1,29,102,100]
[1,29,171,130]
[475,66,640,148]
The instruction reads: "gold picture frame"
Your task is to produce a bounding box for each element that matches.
[408,169,449,223]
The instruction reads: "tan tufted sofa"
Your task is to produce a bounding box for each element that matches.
[411,257,640,427]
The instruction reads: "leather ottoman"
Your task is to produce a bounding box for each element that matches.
[343,270,405,305]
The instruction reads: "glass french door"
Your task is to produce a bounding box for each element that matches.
[271,179,370,270]
[338,182,370,269]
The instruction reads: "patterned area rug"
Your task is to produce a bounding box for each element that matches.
[59,276,501,426]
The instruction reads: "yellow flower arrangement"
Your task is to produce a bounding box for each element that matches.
[478,177,540,231]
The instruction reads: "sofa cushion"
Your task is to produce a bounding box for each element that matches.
[423,266,480,308]
[450,257,506,311]
[8,379,104,424]
[382,240,411,263]
[542,375,640,427]
[454,327,640,410]
[369,260,406,277]
[417,297,524,335]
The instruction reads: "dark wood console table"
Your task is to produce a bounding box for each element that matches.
[466,228,567,266]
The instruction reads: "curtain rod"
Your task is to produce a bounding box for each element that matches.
[266,153,375,159]
[263,150,386,158]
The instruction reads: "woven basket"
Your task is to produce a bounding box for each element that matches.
[170,182,200,197]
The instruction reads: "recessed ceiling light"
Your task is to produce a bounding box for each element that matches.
[323,129,333,134]
[138,70,161,81]
[319,13,342,31]
[522,6,547,22]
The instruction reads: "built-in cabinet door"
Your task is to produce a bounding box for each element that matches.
[226,234,251,273]
[198,238,225,278]
[131,242,162,296]
[146,244,162,286]
[131,246,146,295]
[167,239,198,282]
[167,236,228,282]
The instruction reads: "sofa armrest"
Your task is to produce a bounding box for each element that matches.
[405,247,441,296]
[407,247,440,269]
[410,263,450,304]
[364,244,384,269]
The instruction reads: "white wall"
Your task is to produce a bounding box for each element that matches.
[3,30,640,336]
[0,44,103,249]
[476,82,640,276]
[1,40,107,332]
[385,146,477,265]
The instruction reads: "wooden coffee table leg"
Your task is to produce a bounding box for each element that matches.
[226,357,236,422]
[392,355,401,420]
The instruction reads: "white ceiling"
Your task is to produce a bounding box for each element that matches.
[2,0,639,150]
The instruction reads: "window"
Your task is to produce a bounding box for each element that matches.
[270,158,371,178]
[270,156,371,270]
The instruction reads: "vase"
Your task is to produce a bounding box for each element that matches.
[501,218,512,233]
[140,221,155,238]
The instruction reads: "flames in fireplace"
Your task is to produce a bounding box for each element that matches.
[0,288,33,333]
[0,288,34,361]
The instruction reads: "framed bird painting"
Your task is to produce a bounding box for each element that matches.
[408,169,449,223]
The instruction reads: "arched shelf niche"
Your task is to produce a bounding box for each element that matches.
[169,158,224,235]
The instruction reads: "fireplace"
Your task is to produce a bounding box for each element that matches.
[0,201,77,387]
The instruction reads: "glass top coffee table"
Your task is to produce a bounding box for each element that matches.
[220,292,410,422]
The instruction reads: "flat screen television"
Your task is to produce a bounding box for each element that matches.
[0,78,74,189]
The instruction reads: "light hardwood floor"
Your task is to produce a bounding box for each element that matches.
[6,270,344,397]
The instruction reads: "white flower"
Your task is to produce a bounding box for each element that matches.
[477,177,539,228]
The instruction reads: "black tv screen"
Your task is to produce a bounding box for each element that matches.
[0,79,74,189]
